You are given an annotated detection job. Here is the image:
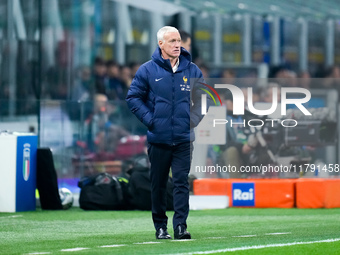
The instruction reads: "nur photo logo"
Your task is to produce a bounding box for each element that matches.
[200,83,312,128]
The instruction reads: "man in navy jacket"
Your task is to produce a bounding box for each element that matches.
[126,26,208,240]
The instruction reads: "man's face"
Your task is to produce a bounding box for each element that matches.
[108,65,119,77]
[181,37,191,52]
[159,31,181,59]
[95,64,107,76]
[95,94,108,113]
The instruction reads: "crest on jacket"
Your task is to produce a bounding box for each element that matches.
[180,76,190,91]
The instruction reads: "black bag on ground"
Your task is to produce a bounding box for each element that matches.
[36,148,63,210]
[128,166,174,211]
[78,173,132,210]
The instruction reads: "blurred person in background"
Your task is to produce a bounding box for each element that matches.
[83,93,109,153]
[106,60,127,100]
[298,70,311,89]
[329,65,340,78]
[268,65,297,87]
[120,65,133,90]
[129,62,141,78]
[313,65,340,90]
[217,89,259,178]
[261,83,281,103]
[69,65,94,120]
[286,70,298,87]
[328,65,340,94]
[46,67,68,100]
[178,30,191,53]
[241,87,261,107]
[221,68,236,84]
[71,66,93,102]
[93,57,108,95]
[198,63,210,79]
[268,65,289,79]
[83,93,129,156]
[221,69,235,79]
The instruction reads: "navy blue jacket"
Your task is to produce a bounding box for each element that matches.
[126,47,208,145]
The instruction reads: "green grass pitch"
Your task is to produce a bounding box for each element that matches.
[1,208,340,254]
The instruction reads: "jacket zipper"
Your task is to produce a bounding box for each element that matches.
[171,72,175,146]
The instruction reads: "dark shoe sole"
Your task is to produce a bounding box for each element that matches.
[174,233,191,239]
[156,236,172,239]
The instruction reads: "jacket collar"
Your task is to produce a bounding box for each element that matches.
[152,47,191,73]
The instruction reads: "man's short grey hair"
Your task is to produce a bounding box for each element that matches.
[157,26,179,42]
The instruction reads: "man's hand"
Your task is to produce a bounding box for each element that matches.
[247,134,258,149]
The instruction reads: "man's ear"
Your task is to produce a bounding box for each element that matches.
[158,40,163,49]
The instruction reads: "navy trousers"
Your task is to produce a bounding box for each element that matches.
[147,142,192,231]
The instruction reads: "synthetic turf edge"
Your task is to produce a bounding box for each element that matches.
[1,208,340,255]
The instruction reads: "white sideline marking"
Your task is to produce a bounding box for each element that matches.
[171,239,195,242]
[265,232,291,235]
[232,235,256,238]
[166,238,340,255]
[60,248,89,252]
[207,237,227,239]
[100,244,126,248]
[26,253,51,255]
[134,242,161,244]
[0,215,23,219]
